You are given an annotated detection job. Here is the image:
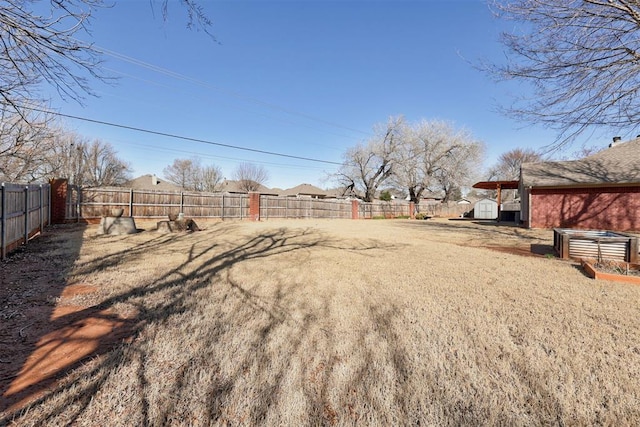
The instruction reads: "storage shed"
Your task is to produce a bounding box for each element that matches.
[474,198,498,219]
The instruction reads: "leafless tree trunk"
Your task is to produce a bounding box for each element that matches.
[80,139,132,187]
[393,120,484,206]
[334,116,404,202]
[490,0,640,144]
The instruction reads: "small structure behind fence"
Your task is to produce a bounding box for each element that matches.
[1,183,51,259]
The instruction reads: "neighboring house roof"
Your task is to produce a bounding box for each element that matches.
[521,137,640,188]
[219,179,277,195]
[125,174,183,192]
[282,183,328,198]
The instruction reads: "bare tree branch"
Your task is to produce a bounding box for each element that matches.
[232,162,269,192]
[489,0,640,145]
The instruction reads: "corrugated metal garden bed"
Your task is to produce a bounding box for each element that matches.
[554,228,639,263]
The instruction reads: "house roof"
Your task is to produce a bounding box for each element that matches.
[125,174,183,192]
[521,137,640,188]
[218,179,277,195]
[282,183,327,197]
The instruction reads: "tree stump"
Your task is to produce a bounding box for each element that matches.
[156,218,200,233]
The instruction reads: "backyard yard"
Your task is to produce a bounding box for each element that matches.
[1,218,639,425]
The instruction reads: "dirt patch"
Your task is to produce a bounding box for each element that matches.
[0,225,137,413]
[484,244,556,258]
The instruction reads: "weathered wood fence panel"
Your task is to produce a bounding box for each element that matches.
[260,196,352,219]
[72,187,249,220]
[1,183,51,259]
[68,186,465,222]
[359,201,412,219]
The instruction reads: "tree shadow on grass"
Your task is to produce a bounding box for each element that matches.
[0,224,87,414]
[1,224,398,425]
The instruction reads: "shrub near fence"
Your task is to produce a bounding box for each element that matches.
[0,183,50,259]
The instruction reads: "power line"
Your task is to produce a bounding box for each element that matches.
[99,66,355,146]
[107,139,328,170]
[21,104,343,166]
[95,45,371,137]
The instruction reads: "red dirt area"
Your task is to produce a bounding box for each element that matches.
[0,229,137,415]
[484,244,554,258]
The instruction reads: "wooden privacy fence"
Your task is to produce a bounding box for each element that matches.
[64,184,470,222]
[260,196,353,219]
[1,183,51,259]
[69,187,249,220]
[359,200,412,219]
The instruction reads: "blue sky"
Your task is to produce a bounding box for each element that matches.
[43,0,577,189]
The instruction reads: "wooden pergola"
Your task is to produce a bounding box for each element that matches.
[472,180,519,220]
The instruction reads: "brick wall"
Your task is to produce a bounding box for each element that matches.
[248,192,261,221]
[530,186,640,231]
[50,178,68,224]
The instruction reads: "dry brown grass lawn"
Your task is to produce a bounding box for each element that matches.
[2,218,640,425]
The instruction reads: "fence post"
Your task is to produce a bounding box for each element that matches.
[1,183,6,259]
[249,192,260,221]
[351,199,359,220]
[129,188,134,217]
[50,178,68,224]
[221,193,225,220]
[39,184,44,231]
[24,185,29,245]
[47,183,51,226]
[409,201,415,219]
[180,192,184,214]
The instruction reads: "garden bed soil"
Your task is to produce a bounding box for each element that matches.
[581,259,640,284]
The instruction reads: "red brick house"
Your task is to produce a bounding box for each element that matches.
[520,137,640,231]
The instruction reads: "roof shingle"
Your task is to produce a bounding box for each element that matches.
[521,138,640,187]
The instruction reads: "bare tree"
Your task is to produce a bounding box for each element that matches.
[393,120,484,205]
[80,139,132,187]
[487,148,543,181]
[334,116,404,202]
[164,158,222,191]
[0,1,212,117]
[198,164,223,192]
[0,109,56,182]
[490,1,640,143]
[434,138,484,202]
[164,158,198,190]
[233,162,270,192]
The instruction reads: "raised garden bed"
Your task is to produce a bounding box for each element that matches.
[581,259,640,285]
[554,228,639,263]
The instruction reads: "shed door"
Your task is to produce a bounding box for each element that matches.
[478,202,495,219]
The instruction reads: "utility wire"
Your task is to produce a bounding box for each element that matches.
[108,139,328,170]
[95,45,371,137]
[21,104,343,166]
